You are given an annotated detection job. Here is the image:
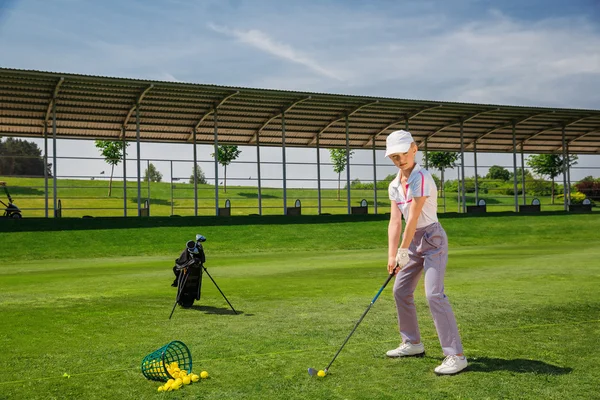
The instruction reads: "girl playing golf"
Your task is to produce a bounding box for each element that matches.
[384,130,467,375]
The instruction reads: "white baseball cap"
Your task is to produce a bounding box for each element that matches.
[385,130,415,157]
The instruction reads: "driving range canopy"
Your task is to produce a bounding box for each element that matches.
[1,67,599,154]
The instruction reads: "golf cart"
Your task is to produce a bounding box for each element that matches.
[0,182,22,218]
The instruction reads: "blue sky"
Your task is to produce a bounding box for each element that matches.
[0,0,599,184]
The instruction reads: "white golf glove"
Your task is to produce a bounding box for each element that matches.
[396,248,410,268]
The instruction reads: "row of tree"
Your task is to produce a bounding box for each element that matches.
[348,152,583,205]
[0,136,590,204]
[426,152,578,204]
[95,141,242,196]
[96,141,354,199]
[0,137,52,177]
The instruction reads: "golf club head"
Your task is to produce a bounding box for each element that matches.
[196,234,206,242]
[307,368,318,377]
[186,240,199,254]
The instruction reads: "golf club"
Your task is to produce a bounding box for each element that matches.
[308,267,398,377]
[169,264,192,319]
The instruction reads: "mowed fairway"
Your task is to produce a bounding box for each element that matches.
[1,214,599,400]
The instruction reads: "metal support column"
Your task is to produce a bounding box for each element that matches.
[512,122,518,212]
[345,115,351,215]
[282,112,287,215]
[146,159,150,203]
[566,143,571,205]
[136,104,142,216]
[521,147,526,205]
[457,166,461,213]
[52,102,57,217]
[424,137,429,169]
[213,106,219,216]
[122,127,127,217]
[193,128,198,216]
[44,124,48,218]
[372,138,378,214]
[473,141,479,204]
[562,127,568,211]
[170,160,174,216]
[256,131,262,216]
[317,136,322,215]
[460,120,466,213]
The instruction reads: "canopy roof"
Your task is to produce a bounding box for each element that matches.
[1,67,599,154]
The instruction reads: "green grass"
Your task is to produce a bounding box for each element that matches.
[1,175,576,217]
[1,214,599,399]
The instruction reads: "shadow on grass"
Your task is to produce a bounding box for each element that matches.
[3,210,596,233]
[467,357,572,375]
[462,196,502,204]
[3,186,45,196]
[237,192,278,199]
[189,305,251,316]
[129,197,172,206]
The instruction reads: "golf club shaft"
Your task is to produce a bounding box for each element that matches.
[202,266,238,315]
[325,272,396,371]
[169,268,190,319]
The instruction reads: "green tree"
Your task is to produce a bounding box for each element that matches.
[508,168,534,183]
[143,162,162,183]
[527,154,578,204]
[329,148,354,200]
[211,145,241,193]
[0,138,51,177]
[575,176,600,201]
[189,164,207,184]
[427,152,458,199]
[95,140,129,197]
[486,165,510,181]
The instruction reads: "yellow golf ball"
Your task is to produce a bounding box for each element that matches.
[182,376,191,385]
[317,370,326,377]
[200,371,209,379]
[190,374,200,382]
[157,386,164,392]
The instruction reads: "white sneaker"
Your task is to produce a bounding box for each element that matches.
[386,342,425,358]
[434,355,468,375]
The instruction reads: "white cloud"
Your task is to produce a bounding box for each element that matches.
[326,11,600,107]
[208,23,345,81]
[2,2,600,180]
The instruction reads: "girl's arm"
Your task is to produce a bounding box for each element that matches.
[399,196,428,249]
[387,201,403,274]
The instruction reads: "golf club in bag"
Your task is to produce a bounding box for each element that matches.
[169,234,238,319]
[308,267,398,377]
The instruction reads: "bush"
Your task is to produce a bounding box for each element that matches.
[444,177,488,194]
[575,177,600,201]
[486,165,510,181]
[443,179,459,193]
[189,164,208,185]
[350,174,397,190]
[525,178,554,196]
[570,191,588,204]
[557,191,590,205]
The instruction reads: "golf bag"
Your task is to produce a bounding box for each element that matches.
[169,234,238,319]
[172,240,205,308]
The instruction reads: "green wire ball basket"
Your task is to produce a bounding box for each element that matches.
[141,340,192,382]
